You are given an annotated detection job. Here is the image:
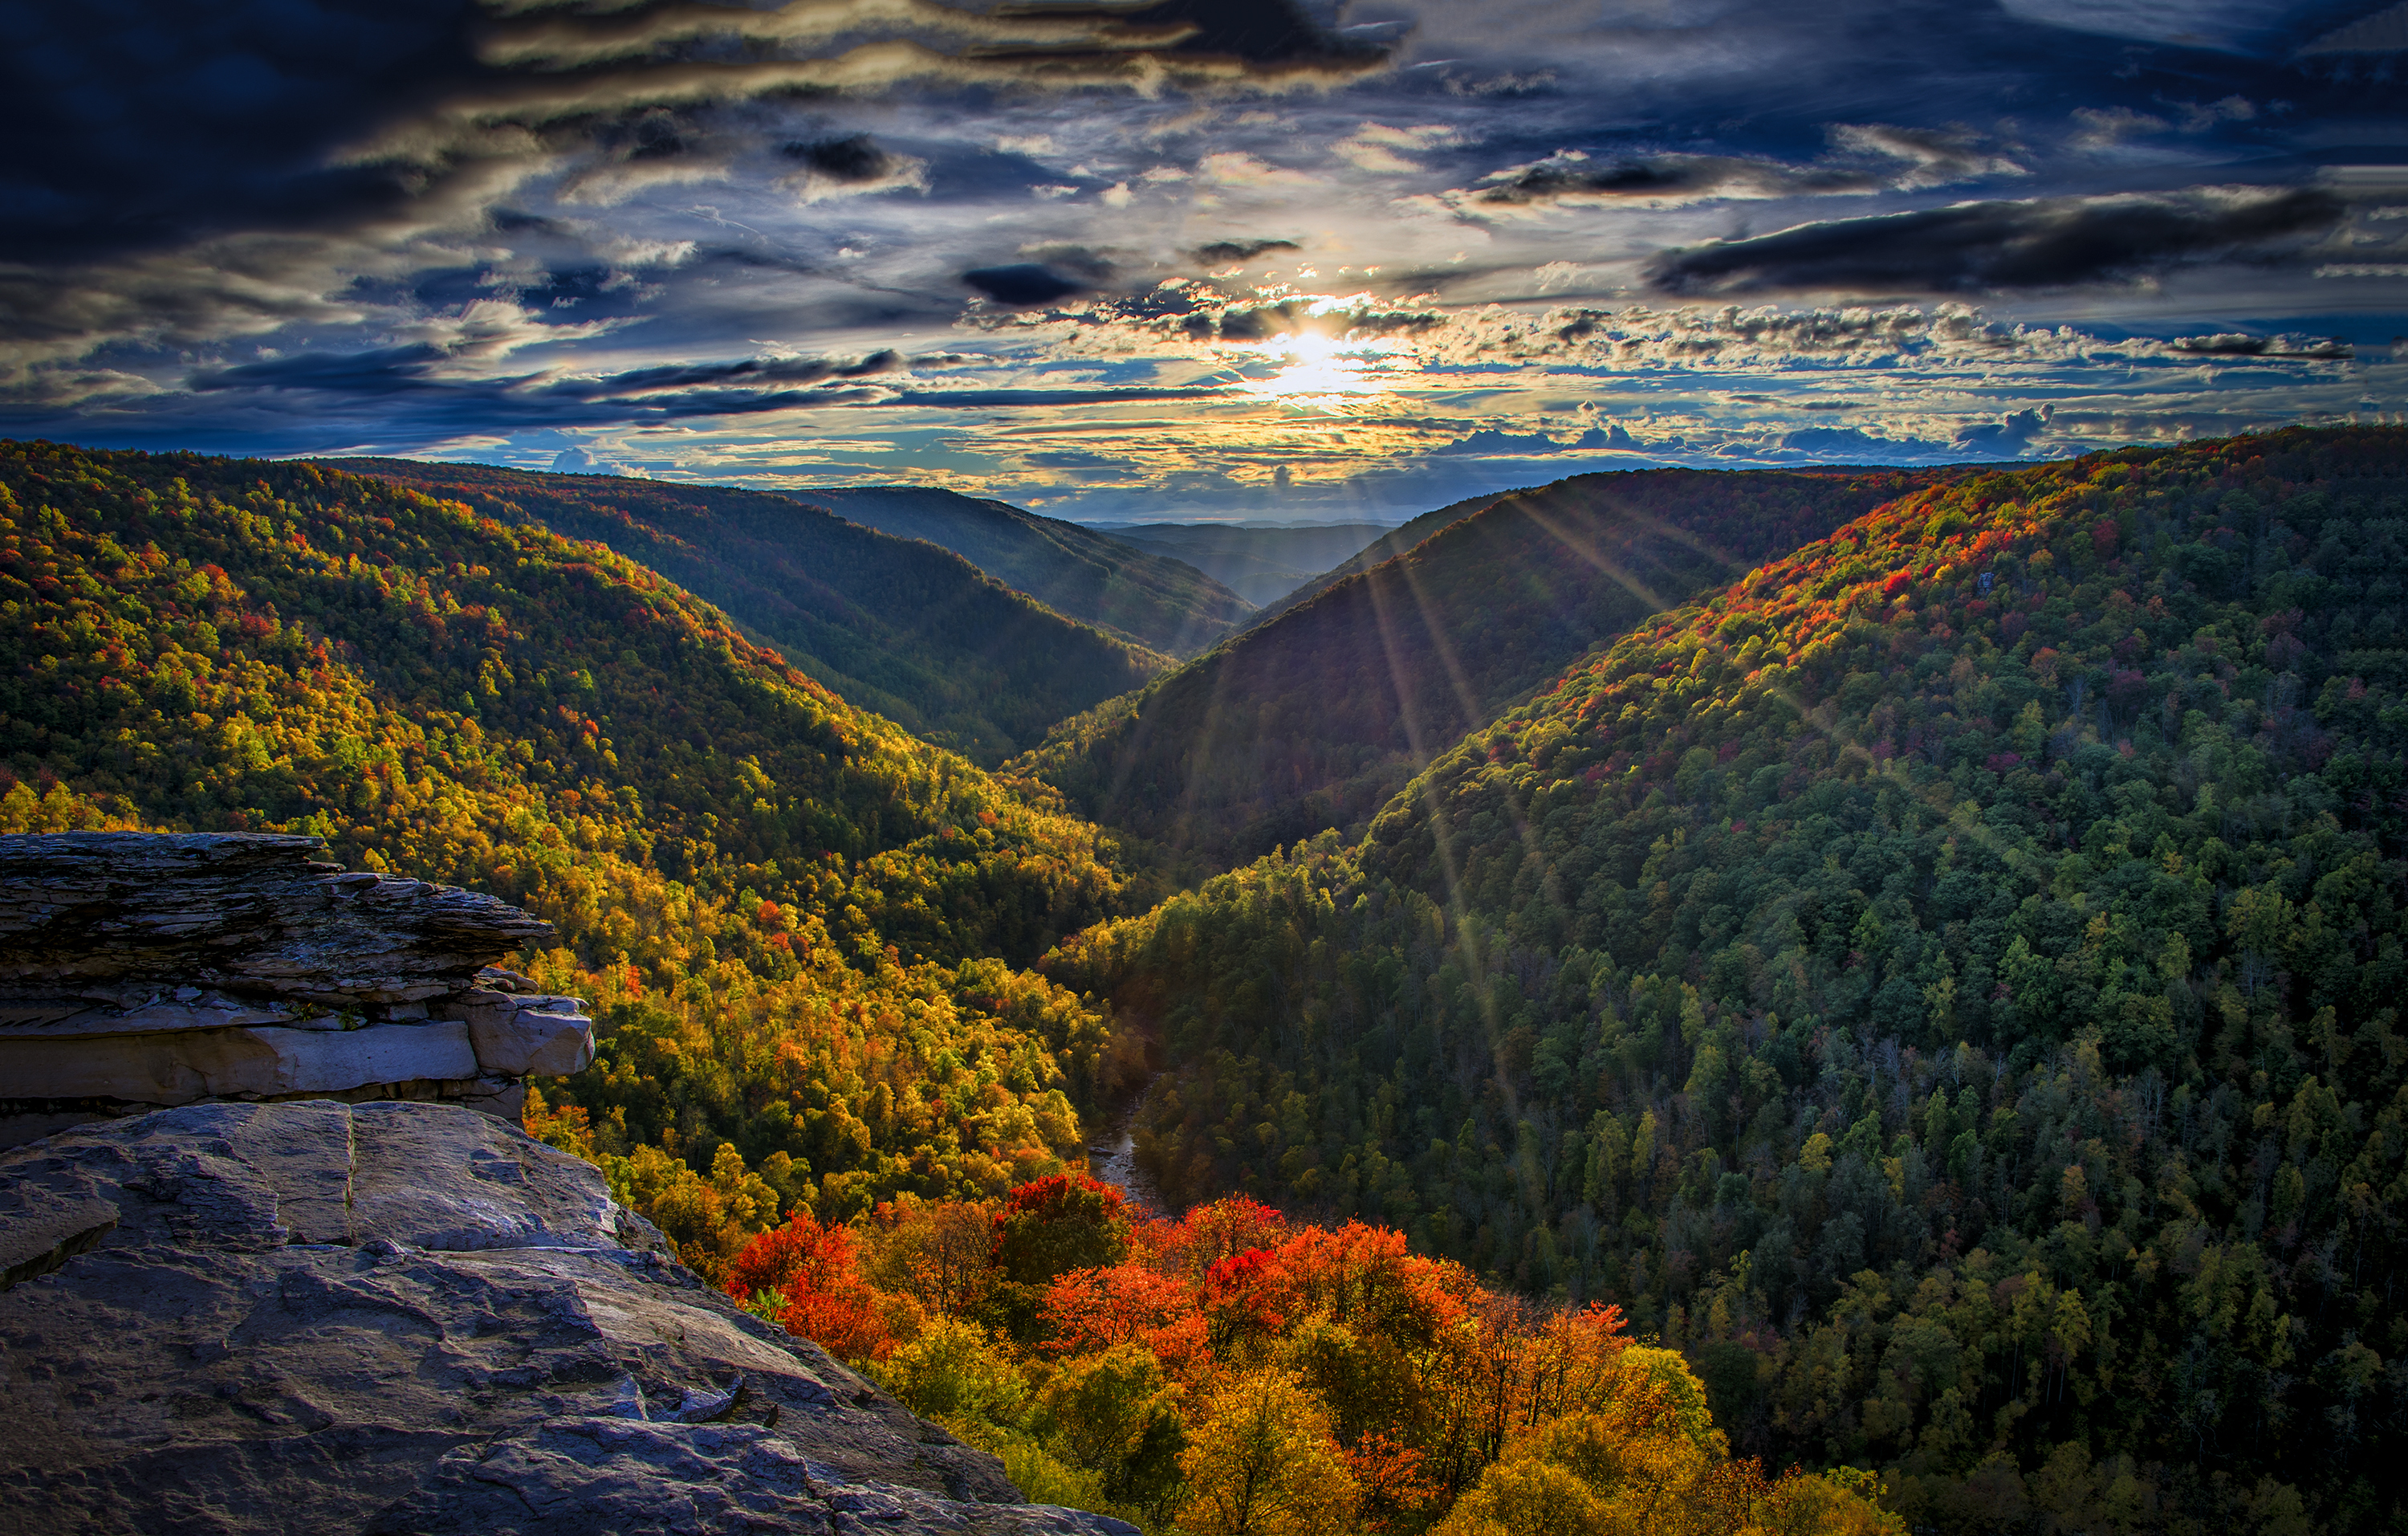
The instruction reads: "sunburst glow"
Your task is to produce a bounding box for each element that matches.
[1232,332,1404,405]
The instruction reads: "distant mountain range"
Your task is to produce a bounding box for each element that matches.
[783,485,1251,658]
[1088,521,1395,605]
[334,459,1165,764]
[1243,487,1534,625]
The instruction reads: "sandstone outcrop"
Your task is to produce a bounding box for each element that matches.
[0,833,597,1147]
[0,1099,1135,1535]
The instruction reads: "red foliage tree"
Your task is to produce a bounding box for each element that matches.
[726,1211,892,1361]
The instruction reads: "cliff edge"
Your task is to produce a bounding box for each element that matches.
[0,833,1133,1535]
[1,833,596,1148]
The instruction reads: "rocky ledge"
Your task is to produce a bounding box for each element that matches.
[0,833,596,1148]
[0,1098,1133,1536]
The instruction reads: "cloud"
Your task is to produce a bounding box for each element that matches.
[2299,1,2408,54]
[191,338,900,399]
[0,0,1397,369]
[1778,425,1954,460]
[1429,427,1568,455]
[2171,332,2353,357]
[778,133,929,201]
[1191,238,1301,266]
[972,280,1446,345]
[1470,152,1874,206]
[979,278,2137,373]
[1575,423,1644,450]
[1463,127,2020,212]
[1645,185,2345,295]
[550,446,628,475]
[1334,122,1458,173]
[2068,107,2170,151]
[882,385,1229,407]
[1996,0,2308,52]
[1104,0,1397,73]
[785,134,895,183]
[1828,124,2026,189]
[1953,405,2054,454]
[471,0,1169,71]
[962,265,1090,304]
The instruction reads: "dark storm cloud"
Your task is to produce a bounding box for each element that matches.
[983,0,1389,75]
[1475,155,1874,205]
[0,0,486,266]
[2172,332,2354,357]
[963,265,1090,305]
[0,0,1394,278]
[782,135,895,183]
[0,343,1232,455]
[1191,238,1301,265]
[171,343,908,434]
[1645,187,2346,295]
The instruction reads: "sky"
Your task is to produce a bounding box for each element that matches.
[2,0,2405,524]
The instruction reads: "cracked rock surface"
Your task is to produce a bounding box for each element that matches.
[0,1101,1136,1536]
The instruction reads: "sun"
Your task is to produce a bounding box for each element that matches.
[1232,332,1398,405]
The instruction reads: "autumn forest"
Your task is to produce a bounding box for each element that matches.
[6,426,2406,1536]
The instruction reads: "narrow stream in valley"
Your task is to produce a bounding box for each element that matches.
[1084,1081,1166,1216]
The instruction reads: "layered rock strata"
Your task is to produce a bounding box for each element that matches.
[0,1099,1133,1535]
[0,833,595,1148]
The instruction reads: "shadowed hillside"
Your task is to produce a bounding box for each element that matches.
[2,440,1133,1224]
[790,484,1253,658]
[1022,466,1967,868]
[1245,486,1535,626]
[335,458,1165,764]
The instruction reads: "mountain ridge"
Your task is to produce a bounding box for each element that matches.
[1019,463,1971,870]
[783,484,1252,658]
[331,458,1164,764]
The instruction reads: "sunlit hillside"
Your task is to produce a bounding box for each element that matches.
[1,442,1132,1234]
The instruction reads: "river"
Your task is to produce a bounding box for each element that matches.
[1084,1090,1166,1216]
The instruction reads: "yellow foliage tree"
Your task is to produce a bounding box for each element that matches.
[1433,1347,1900,1536]
[1177,1370,1360,1536]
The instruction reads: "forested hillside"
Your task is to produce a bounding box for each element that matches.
[1024,467,1966,869]
[790,484,1252,658]
[0,435,1907,1536]
[0,441,1140,1237]
[1049,426,2408,1534]
[338,458,1165,764]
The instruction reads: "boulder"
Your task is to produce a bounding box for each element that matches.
[0,1100,1135,1536]
[455,992,596,1078]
